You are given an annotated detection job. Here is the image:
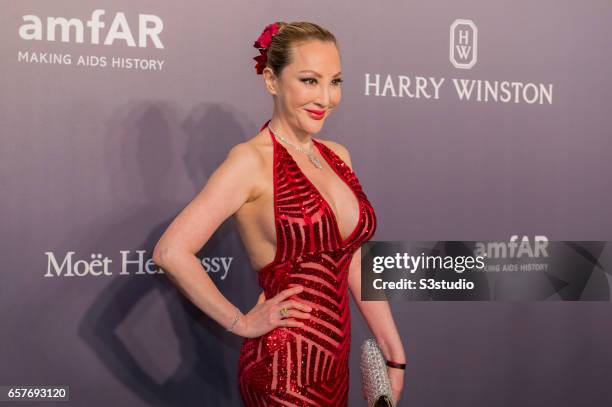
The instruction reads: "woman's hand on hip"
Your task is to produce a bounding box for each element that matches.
[234,285,312,338]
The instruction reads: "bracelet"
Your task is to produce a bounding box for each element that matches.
[226,310,243,333]
[386,359,407,370]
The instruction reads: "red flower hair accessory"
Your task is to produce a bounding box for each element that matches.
[253,23,279,75]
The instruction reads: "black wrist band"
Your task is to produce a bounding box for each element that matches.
[386,360,407,370]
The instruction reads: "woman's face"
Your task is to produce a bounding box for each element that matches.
[266,40,343,135]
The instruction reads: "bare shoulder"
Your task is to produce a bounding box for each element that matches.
[315,138,353,169]
[226,141,265,171]
[222,140,268,202]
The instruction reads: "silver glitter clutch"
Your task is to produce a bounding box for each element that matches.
[360,338,395,407]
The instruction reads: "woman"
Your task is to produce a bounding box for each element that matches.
[153,21,405,406]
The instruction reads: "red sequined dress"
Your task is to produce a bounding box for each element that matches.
[238,120,377,406]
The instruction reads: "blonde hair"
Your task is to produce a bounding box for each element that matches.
[265,21,338,76]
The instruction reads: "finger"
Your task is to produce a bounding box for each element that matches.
[279,309,311,320]
[257,291,266,304]
[277,300,312,313]
[278,318,305,328]
[272,286,304,304]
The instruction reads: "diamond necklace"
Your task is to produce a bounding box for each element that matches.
[268,123,323,169]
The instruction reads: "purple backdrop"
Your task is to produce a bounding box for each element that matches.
[2,1,612,406]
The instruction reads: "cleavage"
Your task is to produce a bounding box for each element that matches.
[290,147,360,242]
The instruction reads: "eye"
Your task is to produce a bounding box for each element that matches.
[300,77,344,86]
[300,78,317,85]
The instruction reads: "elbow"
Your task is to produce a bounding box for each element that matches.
[152,244,170,267]
[153,244,192,270]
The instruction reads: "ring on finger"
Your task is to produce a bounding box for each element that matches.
[279,307,289,318]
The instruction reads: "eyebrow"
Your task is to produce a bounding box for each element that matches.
[298,70,342,77]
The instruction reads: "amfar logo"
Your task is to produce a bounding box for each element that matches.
[474,236,549,259]
[18,9,164,48]
[449,19,477,69]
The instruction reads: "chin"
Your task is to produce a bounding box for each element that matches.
[301,118,325,133]
[307,123,324,134]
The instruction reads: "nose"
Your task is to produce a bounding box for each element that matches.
[316,84,330,107]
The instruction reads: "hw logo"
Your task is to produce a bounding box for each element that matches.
[449,19,477,69]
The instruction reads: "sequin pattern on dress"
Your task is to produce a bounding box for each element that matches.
[238,120,377,406]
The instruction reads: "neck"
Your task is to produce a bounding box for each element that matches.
[268,115,312,149]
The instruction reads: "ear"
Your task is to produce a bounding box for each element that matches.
[262,67,278,96]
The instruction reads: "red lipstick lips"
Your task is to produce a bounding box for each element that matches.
[305,108,325,120]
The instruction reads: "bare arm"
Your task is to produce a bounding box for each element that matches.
[152,143,264,334]
[348,246,406,403]
[153,142,312,338]
[347,247,406,362]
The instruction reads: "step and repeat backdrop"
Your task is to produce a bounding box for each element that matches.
[2,1,611,406]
